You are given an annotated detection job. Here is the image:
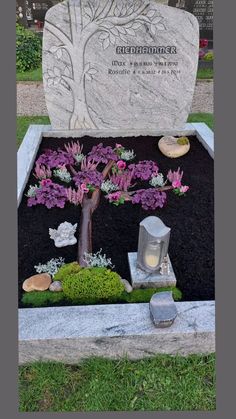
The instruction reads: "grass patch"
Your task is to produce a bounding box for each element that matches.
[17,66,213,82]
[21,286,182,308]
[17,67,42,82]
[197,68,214,80]
[188,113,214,131]
[17,116,50,148]
[17,113,213,149]
[19,354,216,411]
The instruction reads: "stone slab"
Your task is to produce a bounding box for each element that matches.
[19,301,215,364]
[192,122,214,158]
[43,0,199,131]
[128,252,176,289]
[17,124,52,206]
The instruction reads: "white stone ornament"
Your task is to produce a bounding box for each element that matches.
[49,222,77,247]
[158,136,190,158]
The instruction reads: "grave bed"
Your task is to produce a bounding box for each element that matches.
[18,123,215,363]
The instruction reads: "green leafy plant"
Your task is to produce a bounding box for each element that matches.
[16,23,42,72]
[203,52,214,62]
[55,263,124,304]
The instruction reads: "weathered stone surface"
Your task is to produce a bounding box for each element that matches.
[121,278,133,293]
[22,273,52,292]
[149,291,177,327]
[18,301,215,364]
[128,252,176,289]
[43,0,199,131]
[49,281,63,292]
[158,135,190,158]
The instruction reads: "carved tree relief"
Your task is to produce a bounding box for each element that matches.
[44,0,166,130]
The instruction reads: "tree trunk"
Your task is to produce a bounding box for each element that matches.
[77,160,114,265]
[78,198,94,266]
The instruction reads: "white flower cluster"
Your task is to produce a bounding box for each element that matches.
[53,168,72,183]
[149,173,165,187]
[26,184,40,197]
[74,153,84,164]
[120,149,135,161]
[101,180,119,194]
[83,249,114,269]
[34,257,65,277]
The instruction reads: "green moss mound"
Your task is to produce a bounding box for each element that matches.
[55,263,125,304]
[21,286,182,308]
[22,291,64,308]
[203,52,214,62]
[54,262,82,283]
[177,136,189,145]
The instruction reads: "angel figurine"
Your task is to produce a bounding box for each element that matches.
[49,221,77,248]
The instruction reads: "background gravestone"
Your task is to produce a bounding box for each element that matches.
[42,0,199,131]
[167,0,213,41]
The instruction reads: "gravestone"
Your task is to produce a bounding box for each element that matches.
[167,0,213,41]
[42,0,199,131]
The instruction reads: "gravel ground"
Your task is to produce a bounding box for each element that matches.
[16,80,213,116]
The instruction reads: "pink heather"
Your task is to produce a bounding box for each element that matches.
[116,144,123,148]
[81,183,89,193]
[180,185,189,193]
[107,191,121,202]
[172,180,182,189]
[167,168,183,184]
[40,178,52,187]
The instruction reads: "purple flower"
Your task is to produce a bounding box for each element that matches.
[128,161,158,181]
[132,189,167,211]
[88,143,118,164]
[27,182,67,209]
[36,149,74,168]
[107,191,122,203]
[73,170,103,188]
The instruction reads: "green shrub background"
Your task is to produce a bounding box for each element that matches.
[16,23,42,72]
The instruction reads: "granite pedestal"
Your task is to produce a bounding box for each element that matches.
[128,252,176,289]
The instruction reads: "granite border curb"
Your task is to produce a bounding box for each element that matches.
[19,301,215,364]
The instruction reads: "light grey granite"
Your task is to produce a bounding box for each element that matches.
[43,0,199,131]
[192,122,214,158]
[19,301,215,364]
[41,124,197,138]
[128,252,176,289]
[17,124,52,206]
[149,291,177,327]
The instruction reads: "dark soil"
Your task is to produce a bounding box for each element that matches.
[18,135,214,306]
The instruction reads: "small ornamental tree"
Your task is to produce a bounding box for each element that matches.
[27,141,189,266]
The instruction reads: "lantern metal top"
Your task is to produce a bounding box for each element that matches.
[139,216,170,239]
